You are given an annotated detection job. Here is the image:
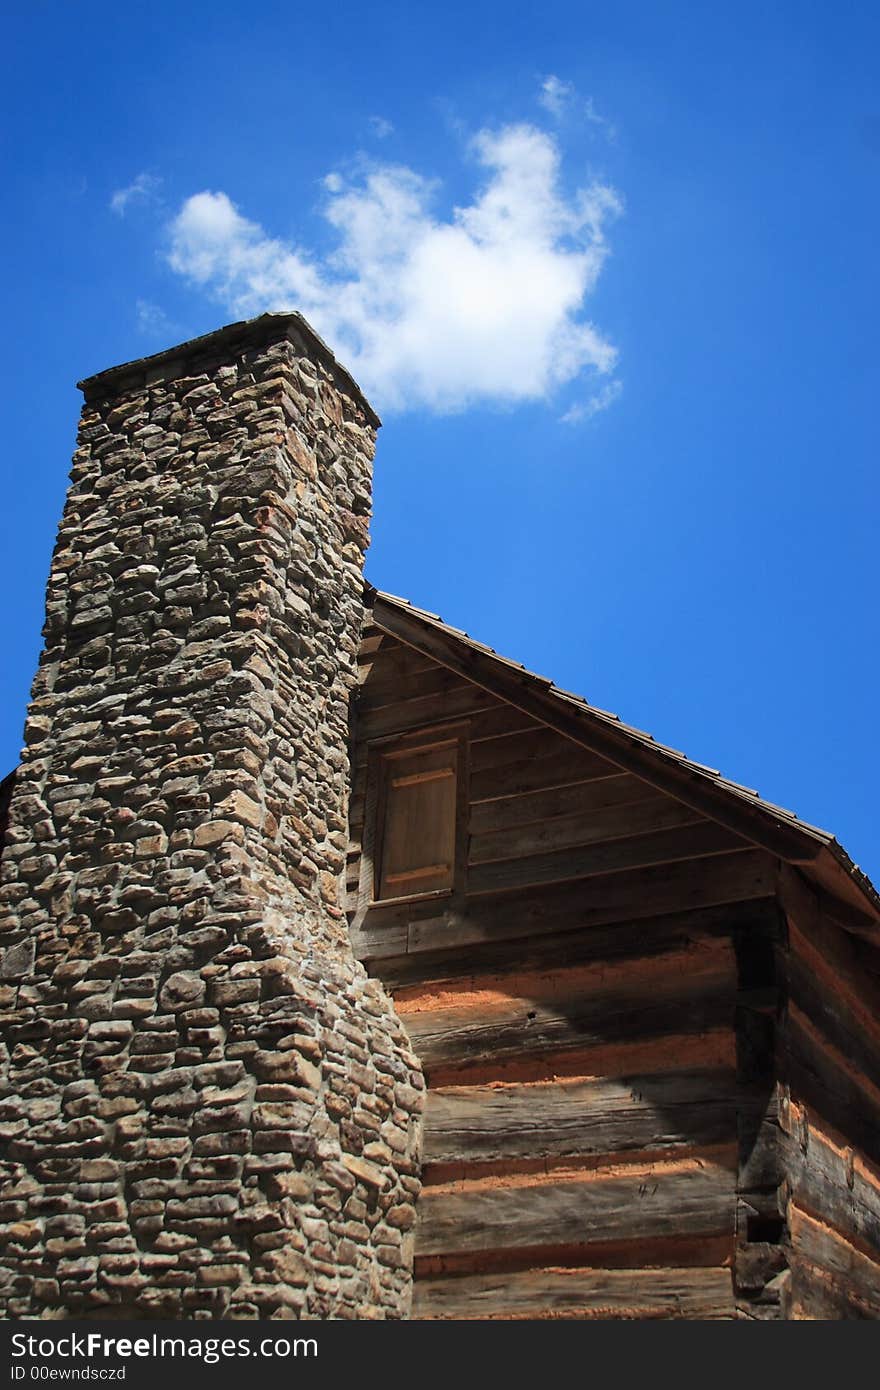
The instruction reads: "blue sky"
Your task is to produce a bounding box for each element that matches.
[1,1,878,877]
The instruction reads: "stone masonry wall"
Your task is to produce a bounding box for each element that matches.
[0,314,424,1319]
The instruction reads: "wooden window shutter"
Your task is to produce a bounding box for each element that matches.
[376,741,459,901]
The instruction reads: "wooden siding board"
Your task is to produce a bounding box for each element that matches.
[357,685,499,740]
[781,1109,880,1254]
[403,985,732,1073]
[469,793,704,865]
[373,900,779,991]
[424,1070,738,1165]
[348,639,792,1319]
[416,1157,736,1256]
[350,852,777,962]
[470,747,619,802]
[412,1265,734,1320]
[468,773,645,835]
[789,1206,880,1318]
[466,821,745,896]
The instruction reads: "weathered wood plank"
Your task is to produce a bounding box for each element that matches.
[425,1033,737,1090]
[781,1104,880,1253]
[781,879,880,1065]
[470,747,617,802]
[372,900,779,991]
[416,1156,736,1256]
[400,943,734,1071]
[469,794,704,866]
[470,727,588,773]
[784,1009,880,1166]
[466,706,541,743]
[359,638,437,681]
[789,1259,875,1318]
[789,1205,880,1318]
[787,951,880,1103]
[396,936,732,1009]
[349,851,777,962]
[412,1264,734,1320]
[737,1105,784,1194]
[357,684,499,740]
[352,704,538,770]
[361,662,475,710]
[467,822,745,896]
[424,1069,737,1164]
[406,996,732,1073]
[468,774,645,835]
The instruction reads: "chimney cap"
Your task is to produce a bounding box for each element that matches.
[77,311,381,427]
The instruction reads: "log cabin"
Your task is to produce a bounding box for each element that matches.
[0,311,878,1321]
[347,587,880,1319]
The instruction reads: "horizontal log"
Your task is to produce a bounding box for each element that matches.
[426,1033,737,1091]
[374,900,779,991]
[784,1009,880,1166]
[789,1259,874,1319]
[401,945,734,1072]
[782,1106,880,1254]
[470,747,616,803]
[779,858,880,946]
[785,906,880,1055]
[396,933,733,1011]
[349,850,778,963]
[412,1264,734,1320]
[351,914,409,960]
[467,822,745,897]
[352,704,539,770]
[424,1069,737,1165]
[789,1205,880,1317]
[787,952,880,1102]
[406,995,732,1074]
[359,637,437,680]
[360,662,475,710]
[468,774,646,836]
[469,795,705,867]
[470,726,592,773]
[415,1154,736,1256]
[415,1232,734,1278]
[357,684,499,740]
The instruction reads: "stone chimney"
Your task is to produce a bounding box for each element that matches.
[0,314,423,1319]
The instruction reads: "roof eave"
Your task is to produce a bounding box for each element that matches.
[367,588,880,928]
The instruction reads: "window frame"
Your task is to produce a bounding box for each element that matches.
[359,723,470,911]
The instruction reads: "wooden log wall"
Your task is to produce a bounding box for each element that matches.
[779,868,880,1317]
[347,630,785,1319]
[730,904,789,1317]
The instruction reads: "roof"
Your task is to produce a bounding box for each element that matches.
[367,586,880,930]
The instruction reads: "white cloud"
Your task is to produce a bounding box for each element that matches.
[538,75,575,119]
[539,77,617,142]
[136,299,173,336]
[111,173,161,216]
[560,378,623,424]
[584,96,617,143]
[369,115,394,139]
[165,122,622,414]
